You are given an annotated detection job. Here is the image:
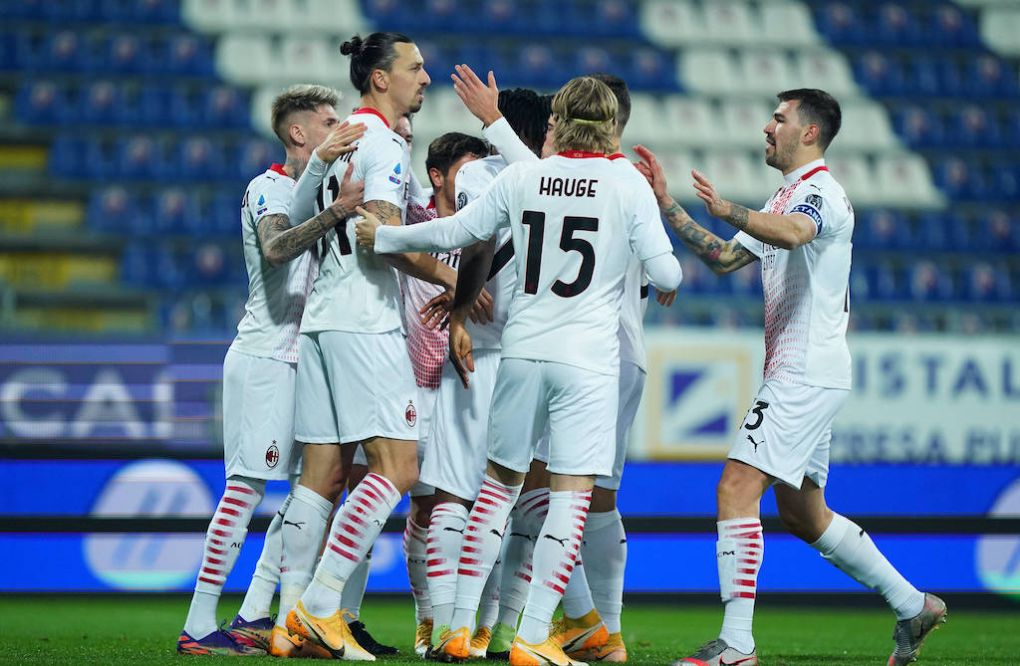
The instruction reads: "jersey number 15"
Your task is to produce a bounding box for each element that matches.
[521,211,598,298]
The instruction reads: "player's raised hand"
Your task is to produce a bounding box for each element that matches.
[353,206,382,249]
[451,64,501,127]
[332,162,364,219]
[656,288,677,307]
[448,316,475,389]
[692,169,732,219]
[315,121,366,163]
[633,145,672,208]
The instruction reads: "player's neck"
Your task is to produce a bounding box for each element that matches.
[781,151,824,176]
[358,93,399,129]
[435,194,454,218]
[283,152,308,180]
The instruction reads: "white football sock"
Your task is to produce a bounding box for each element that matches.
[811,513,924,620]
[581,509,627,634]
[716,518,762,655]
[301,473,401,618]
[277,483,332,629]
[478,552,502,629]
[184,477,265,638]
[404,515,433,622]
[561,556,596,619]
[518,489,591,645]
[237,489,293,622]
[450,477,522,631]
[495,488,548,629]
[340,552,371,619]
[427,502,469,633]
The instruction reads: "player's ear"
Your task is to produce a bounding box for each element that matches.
[288,122,305,148]
[427,166,443,191]
[371,68,389,94]
[802,122,820,146]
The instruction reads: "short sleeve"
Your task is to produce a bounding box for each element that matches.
[250,175,293,225]
[359,133,408,207]
[733,230,764,258]
[784,183,829,237]
[628,188,674,261]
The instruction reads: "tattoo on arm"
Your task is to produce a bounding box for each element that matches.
[258,211,340,266]
[662,201,756,274]
[365,200,402,226]
[723,204,751,231]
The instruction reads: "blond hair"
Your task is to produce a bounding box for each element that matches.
[270,84,341,145]
[551,77,618,154]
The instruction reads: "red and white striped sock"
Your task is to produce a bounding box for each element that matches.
[716,518,763,654]
[301,473,401,618]
[184,478,264,638]
[518,489,591,644]
[450,477,522,631]
[495,488,548,628]
[427,502,469,633]
[404,516,433,622]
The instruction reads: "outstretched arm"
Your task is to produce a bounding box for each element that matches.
[633,145,756,275]
[359,201,457,291]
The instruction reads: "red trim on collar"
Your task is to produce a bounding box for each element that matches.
[353,107,390,128]
[427,196,436,210]
[800,165,829,181]
[608,152,626,161]
[558,150,607,159]
[268,163,288,176]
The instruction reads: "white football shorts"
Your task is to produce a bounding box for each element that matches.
[419,350,500,501]
[409,384,439,497]
[595,360,646,491]
[727,379,850,489]
[222,348,301,481]
[488,358,617,478]
[294,330,418,445]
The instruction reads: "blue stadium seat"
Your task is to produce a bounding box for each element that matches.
[39,0,94,22]
[42,30,90,72]
[120,242,155,285]
[162,33,214,76]
[864,260,902,302]
[482,0,528,35]
[904,55,955,97]
[104,33,148,74]
[15,81,68,125]
[424,0,470,33]
[573,47,614,81]
[965,54,1019,100]
[590,0,641,39]
[962,263,1012,303]
[914,211,956,252]
[203,86,249,129]
[154,188,201,235]
[362,0,416,32]
[853,52,904,96]
[49,135,86,178]
[514,44,561,88]
[954,106,1001,149]
[980,210,1019,253]
[855,210,911,250]
[814,2,866,45]
[80,80,127,126]
[1005,109,1020,149]
[932,157,986,201]
[627,47,676,92]
[235,138,283,183]
[100,0,180,24]
[115,136,163,181]
[211,192,240,236]
[875,3,924,47]
[154,244,185,288]
[415,39,451,83]
[87,186,137,234]
[190,242,231,284]
[892,106,945,148]
[989,160,1020,201]
[907,260,955,302]
[177,137,225,182]
[929,3,980,47]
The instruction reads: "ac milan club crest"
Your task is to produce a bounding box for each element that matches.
[405,400,417,427]
[266,442,280,468]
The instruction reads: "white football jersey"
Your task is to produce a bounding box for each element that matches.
[454,153,675,376]
[231,165,316,364]
[299,109,409,334]
[454,154,515,351]
[609,153,652,372]
[734,158,854,390]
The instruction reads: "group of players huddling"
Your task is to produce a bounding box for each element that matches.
[175,31,947,666]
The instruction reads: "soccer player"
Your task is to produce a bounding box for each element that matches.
[631,89,947,666]
[455,67,672,662]
[276,32,459,660]
[356,75,683,666]
[176,84,366,657]
[401,128,492,655]
[409,87,551,660]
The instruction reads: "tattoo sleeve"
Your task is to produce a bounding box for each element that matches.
[257,210,340,266]
[661,201,756,275]
[723,203,751,231]
[367,200,456,289]
[365,200,402,226]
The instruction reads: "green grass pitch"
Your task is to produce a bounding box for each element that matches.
[0,594,1015,664]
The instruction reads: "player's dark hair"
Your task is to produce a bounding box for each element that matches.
[340,32,413,95]
[590,73,630,136]
[777,88,842,150]
[426,132,489,177]
[270,84,340,146]
[497,88,552,157]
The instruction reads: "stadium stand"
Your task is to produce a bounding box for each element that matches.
[0,0,1016,335]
